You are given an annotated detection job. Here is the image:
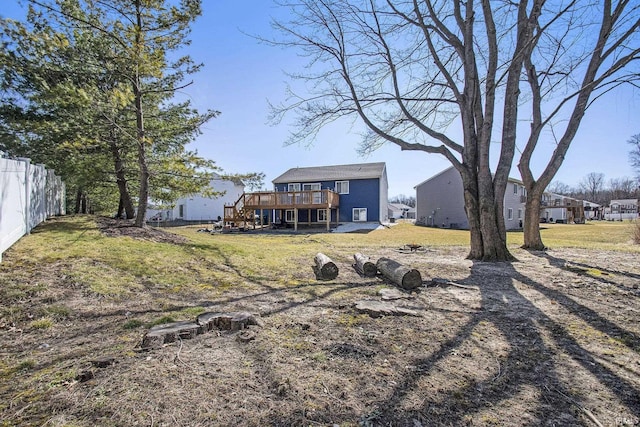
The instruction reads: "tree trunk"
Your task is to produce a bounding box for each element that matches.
[75,187,83,214]
[314,253,339,280]
[353,253,377,277]
[461,170,513,261]
[376,257,422,290]
[109,132,135,219]
[522,193,545,250]
[117,196,124,219]
[133,0,148,228]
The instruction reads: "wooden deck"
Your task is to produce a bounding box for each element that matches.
[224,189,340,231]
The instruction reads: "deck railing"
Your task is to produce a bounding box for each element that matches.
[243,189,339,209]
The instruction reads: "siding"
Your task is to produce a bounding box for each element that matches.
[415,167,528,230]
[415,167,468,228]
[503,182,526,229]
[274,177,381,222]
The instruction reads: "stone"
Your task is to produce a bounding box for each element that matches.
[353,300,421,317]
[378,288,415,301]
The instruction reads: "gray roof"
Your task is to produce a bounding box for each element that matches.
[272,162,386,183]
[388,203,415,211]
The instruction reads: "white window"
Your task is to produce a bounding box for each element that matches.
[507,208,513,220]
[353,208,367,222]
[513,183,518,194]
[179,204,185,218]
[318,209,328,221]
[285,210,295,222]
[336,181,349,194]
[517,209,522,219]
[288,183,301,192]
[303,183,322,204]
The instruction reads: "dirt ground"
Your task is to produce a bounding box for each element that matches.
[1,221,639,426]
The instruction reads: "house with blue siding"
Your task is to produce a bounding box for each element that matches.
[224,162,388,230]
[272,162,388,224]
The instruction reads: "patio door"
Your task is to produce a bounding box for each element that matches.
[353,208,367,222]
[303,183,322,204]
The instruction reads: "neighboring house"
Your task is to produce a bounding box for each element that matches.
[388,203,416,220]
[604,199,639,221]
[539,194,600,222]
[414,167,469,228]
[224,162,389,230]
[415,166,592,229]
[583,200,602,220]
[146,173,245,222]
[272,162,388,224]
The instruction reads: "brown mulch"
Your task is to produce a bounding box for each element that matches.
[97,217,188,244]
[0,223,639,427]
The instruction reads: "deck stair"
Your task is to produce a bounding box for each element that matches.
[223,194,255,229]
[224,189,340,231]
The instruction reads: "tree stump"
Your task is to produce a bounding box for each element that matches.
[376,257,422,290]
[196,311,262,331]
[141,321,203,349]
[354,253,377,277]
[314,252,339,280]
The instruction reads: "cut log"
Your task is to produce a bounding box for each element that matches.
[353,253,377,277]
[314,252,339,280]
[141,321,202,349]
[376,257,422,290]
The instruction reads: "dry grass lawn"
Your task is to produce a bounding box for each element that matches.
[0,216,638,426]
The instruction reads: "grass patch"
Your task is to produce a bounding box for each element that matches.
[148,316,177,327]
[123,319,145,330]
[40,305,72,320]
[16,360,36,372]
[180,306,207,316]
[29,318,54,330]
[632,220,640,244]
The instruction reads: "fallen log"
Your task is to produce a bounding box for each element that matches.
[376,257,422,290]
[353,253,377,277]
[314,252,339,280]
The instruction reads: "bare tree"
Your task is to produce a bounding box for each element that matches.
[389,194,416,208]
[607,177,638,201]
[578,172,605,204]
[546,181,573,196]
[271,0,640,259]
[517,2,640,249]
[630,134,640,183]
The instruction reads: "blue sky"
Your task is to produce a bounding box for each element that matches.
[3,1,639,196]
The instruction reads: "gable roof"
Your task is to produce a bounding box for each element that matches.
[414,165,526,189]
[388,203,415,211]
[272,162,386,183]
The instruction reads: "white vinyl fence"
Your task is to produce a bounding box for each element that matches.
[0,157,66,262]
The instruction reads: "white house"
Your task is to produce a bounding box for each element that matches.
[146,173,245,223]
[604,199,639,221]
[388,203,416,220]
